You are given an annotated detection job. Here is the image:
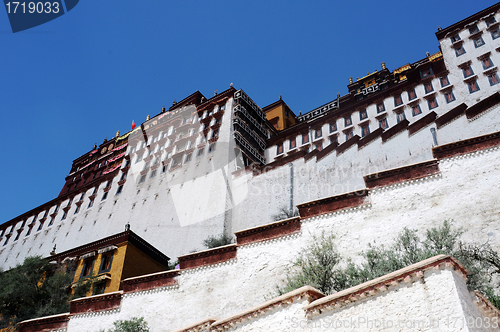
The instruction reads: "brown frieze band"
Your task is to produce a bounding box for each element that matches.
[122,270,180,293]
[364,160,440,188]
[316,141,339,161]
[178,244,237,270]
[435,103,467,128]
[336,135,360,155]
[381,119,409,142]
[235,217,301,245]
[18,313,70,332]
[432,130,500,159]
[70,291,122,315]
[297,190,369,219]
[465,92,500,119]
[358,127,383,149]
[408,111,437,135]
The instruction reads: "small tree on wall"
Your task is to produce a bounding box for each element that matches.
[203,233,234,249]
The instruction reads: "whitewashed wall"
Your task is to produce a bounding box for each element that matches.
[3,12,500,270]
[62,142,500,331]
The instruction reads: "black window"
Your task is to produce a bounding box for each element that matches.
[81,259,95,278]
[99,253,114,273]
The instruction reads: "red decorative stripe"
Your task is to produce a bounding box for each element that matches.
[364,160,439,188]
[381,119,408,142]
[18,314,69,332]
[235,217,300,245]
[465,92,500,119]
[297,190,369,219]
[70,292,122,315]
[408,111,437,135]
[178,244,237,269]
[433,130,500,159]
[435,103,467,128]
[336,135,360,155]
[358,128,383,149]
[123,270,179,293]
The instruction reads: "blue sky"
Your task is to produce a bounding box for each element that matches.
[0,1,495,223]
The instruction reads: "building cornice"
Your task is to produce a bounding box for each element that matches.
[436,2,500,40]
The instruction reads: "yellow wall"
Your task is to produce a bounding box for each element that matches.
[121,243,169,281]
[71,242,127,294]
[70,241,168,295]
[265,104,296,131]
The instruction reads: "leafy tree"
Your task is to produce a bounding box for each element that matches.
[72,273,100,299]
[203,233,234,249]
[105,317,149,332]
[0,255,100,329]
[0,256,72,328]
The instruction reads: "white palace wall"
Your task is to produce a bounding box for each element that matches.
[3,90,499,271]
[26,138,500,332]
[232,96,500,234]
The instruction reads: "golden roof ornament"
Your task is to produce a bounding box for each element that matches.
[382,62,386,70]
[146,115,150,121]
[349,77,353,84]
[116,131,120,137]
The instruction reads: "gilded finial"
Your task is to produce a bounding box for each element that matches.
[426,51,430,57]
[172,100,177,106]
[349,77,353,84]
[230,83,233,87]
[146,115,150,121]
[381,62,386,70]
[116,131,120,137]
[214,89,218,96]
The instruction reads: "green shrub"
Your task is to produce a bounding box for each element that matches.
[276,231,342,295]
[106,317,149,332]
[277,221,500,309]
[203,233,234,249]
[0,256,73,328]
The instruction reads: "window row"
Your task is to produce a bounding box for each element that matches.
[452,20,500,57]
[137,143,217,183]
[275,89,461,157]
[1,181,121,246]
